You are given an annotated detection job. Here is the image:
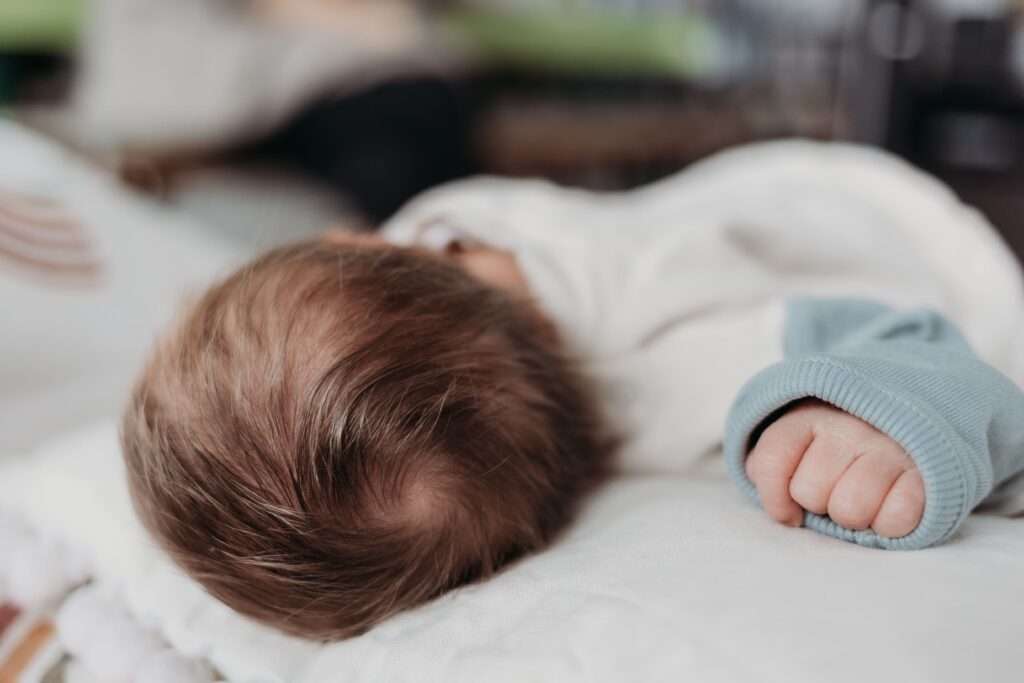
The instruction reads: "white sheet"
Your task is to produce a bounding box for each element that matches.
[1,423,1022,683]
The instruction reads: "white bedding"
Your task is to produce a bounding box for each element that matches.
[0,120,248,455]
[1,423,1023,683]
[2,119,1023,682]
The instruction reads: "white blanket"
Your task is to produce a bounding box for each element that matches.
[1,423,1023,682]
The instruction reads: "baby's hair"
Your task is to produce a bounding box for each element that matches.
[122,239,608,640]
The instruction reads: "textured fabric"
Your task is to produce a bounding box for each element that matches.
[725,298,1024,549]
[6,424,1024,682]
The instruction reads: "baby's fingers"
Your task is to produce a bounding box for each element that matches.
[872,468,925,538]
[827,450,907,530]
[745,418,813,527]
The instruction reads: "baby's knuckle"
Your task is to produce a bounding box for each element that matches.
[828,492,871,528]
[885,488,925,520]
[788,477,826,509]
[889,485,922,508]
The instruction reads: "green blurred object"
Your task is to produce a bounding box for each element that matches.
[440,8,720,78]
[0,0,86,51]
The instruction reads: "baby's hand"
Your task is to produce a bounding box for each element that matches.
[744,400,925,538]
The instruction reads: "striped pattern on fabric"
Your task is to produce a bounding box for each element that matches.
[0,185,101,287]
[0,585,224,682]
[0,602,64,683]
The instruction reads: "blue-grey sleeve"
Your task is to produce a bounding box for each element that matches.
[723,297,1024,550]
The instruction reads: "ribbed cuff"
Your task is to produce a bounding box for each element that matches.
[724,355,978,550]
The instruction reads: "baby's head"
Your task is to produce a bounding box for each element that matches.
[122,237,606,640]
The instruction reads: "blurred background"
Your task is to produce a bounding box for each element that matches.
[2,0,1023,258]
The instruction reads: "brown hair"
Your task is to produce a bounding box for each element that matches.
[122,239,608,640]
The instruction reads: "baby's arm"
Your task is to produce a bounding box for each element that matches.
[725,298,1024,549]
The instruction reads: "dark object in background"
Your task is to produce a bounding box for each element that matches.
[465,70,836,190]
[846,0,1024,259]
[0,54,70,105]
[254,68,837,220]
[253,73,836,222]
[256,77,476,223]
[0,0,81,104]
[247,2,848,222]
[230,0,1024,264]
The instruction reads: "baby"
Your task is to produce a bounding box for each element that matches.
[121,141,1024,640]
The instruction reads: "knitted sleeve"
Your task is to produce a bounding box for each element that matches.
[724,297,1024,550]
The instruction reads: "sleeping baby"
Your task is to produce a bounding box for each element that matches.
[121,141,1024,640]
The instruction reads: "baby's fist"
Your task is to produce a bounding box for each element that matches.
[744,400,925,538]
